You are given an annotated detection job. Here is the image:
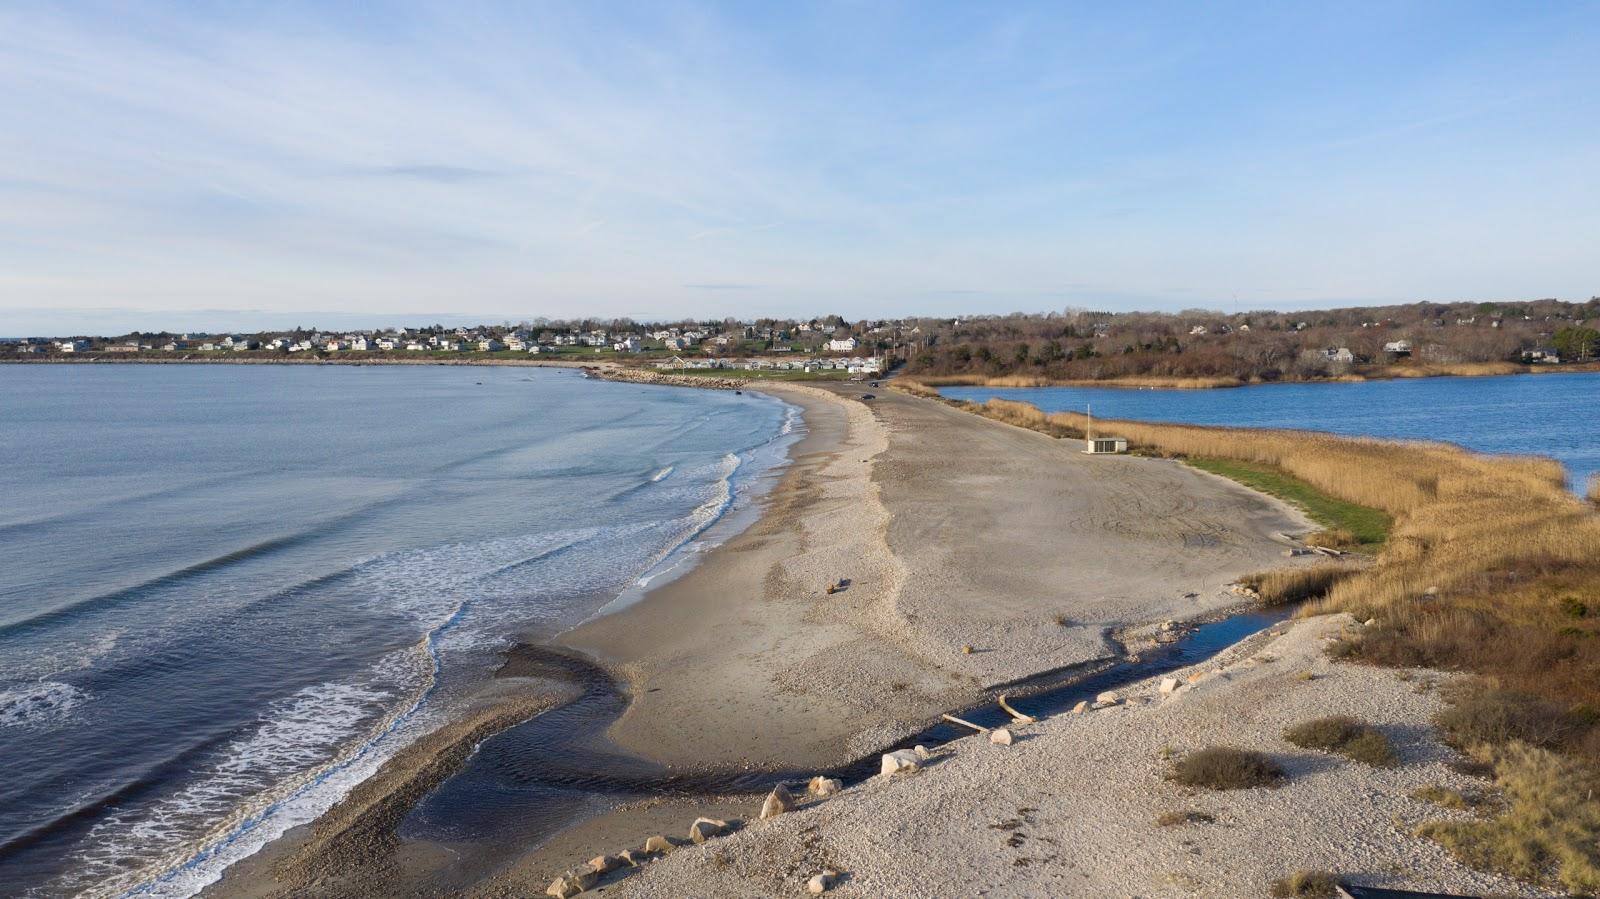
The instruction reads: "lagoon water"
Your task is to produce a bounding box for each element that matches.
[943,372,1600,491]
[0,363,795,898]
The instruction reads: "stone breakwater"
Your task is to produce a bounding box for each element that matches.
[589,368,746,390]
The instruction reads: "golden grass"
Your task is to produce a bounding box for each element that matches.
[1417,743,1600,894]
[1589,473,1599,507]
[1240,565,1359,605]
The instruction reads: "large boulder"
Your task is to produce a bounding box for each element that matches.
[989,727,1014,746]
[760,784,795,819]
[642,835,673,855]
[587,854,618,875]
[689,817,727,844]
[808,870,839,894]
[1159,677,1180,695]
[880,749,922,776]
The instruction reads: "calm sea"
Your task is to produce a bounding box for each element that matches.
[943,371,1600,490]
[0,363,796,898]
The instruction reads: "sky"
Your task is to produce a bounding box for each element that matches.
[1,1,1597,335]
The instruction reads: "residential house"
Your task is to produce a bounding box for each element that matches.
[478,338,505,352]
[827,337,858,352]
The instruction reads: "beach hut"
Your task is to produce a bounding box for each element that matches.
[1082,405,1128,455]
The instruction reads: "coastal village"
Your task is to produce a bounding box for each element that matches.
[5,300,1597,384]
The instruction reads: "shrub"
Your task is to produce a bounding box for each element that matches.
[1168,747,1285,790]
[1155,809,1215,827]
[1283,716,1397,767]
[1434,686,1575,752]
[1269,870,1339,899]
[1418,743,1600,893]
[1273,870,1337,895]
[1561,595,1589,619]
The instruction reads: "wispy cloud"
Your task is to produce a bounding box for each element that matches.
[0,2,1596,333]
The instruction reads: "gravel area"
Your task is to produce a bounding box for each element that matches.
[601,614,1553,898]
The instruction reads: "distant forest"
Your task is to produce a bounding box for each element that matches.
[899,299,1600,384]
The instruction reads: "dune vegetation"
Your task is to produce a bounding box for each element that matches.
[896,381,1600,890]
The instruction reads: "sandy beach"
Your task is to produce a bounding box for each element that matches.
[208,378,1321,898]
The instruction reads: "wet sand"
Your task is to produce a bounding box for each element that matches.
[209,379,1309,898]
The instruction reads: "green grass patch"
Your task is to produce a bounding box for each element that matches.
[1185,457,1390,545]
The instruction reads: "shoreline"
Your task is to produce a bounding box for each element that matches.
[10,354,1600,392]
[204,375,1320,899]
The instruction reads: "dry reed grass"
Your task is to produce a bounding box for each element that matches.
[1240,565,1358,605]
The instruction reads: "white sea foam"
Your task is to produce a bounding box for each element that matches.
[650,465,674,482]
[54,629,448,899]
[0,680,86,729]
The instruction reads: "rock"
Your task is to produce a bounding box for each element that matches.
[546,875,581,899]
[880,749,922,776]
[989,727,1014,745]
[1159,677,1180,695]
[618,849,646,867]
[1364,618,1378,627]
[1096,691,1118,704]
[643,835,673,855]
[1071,700,1089,714]
[808,870,839,894]
[808,776,842,797]
[546,870,597,898]
[587,854,618,875]
[1187,671,1206,684]
[961,644,974,654]
[913,744,932,760]
[689,817,727,844]
[1425,585,1440,596]
[760,784,795,819]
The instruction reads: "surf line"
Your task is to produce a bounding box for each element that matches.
[107,600,473,899]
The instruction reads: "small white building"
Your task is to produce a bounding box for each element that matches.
[827,337,858,352]
[478,338,505,352]
[1085,436,1129,455]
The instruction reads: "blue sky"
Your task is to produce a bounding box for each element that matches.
[1,1,1596,334]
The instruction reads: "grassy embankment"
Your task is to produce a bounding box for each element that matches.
[1183,457,1391,548]
[896,379,1600,892]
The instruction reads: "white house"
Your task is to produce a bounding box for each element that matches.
[478,338,505,352]
[349,337,370,351]
[1383,340,1412,356]
[57,339,89,352]
[406,341,427,351]
[613,336,642,353]
[827,337,858,352]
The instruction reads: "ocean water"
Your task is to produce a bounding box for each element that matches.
[943,371,1600,491]
[0,363,796,898]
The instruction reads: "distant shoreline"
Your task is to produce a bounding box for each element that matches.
[8,354,1599,389]
[906,359,1600,390]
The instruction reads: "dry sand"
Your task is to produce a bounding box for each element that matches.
[563,382,1309,773]
[601,613,1554,898]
